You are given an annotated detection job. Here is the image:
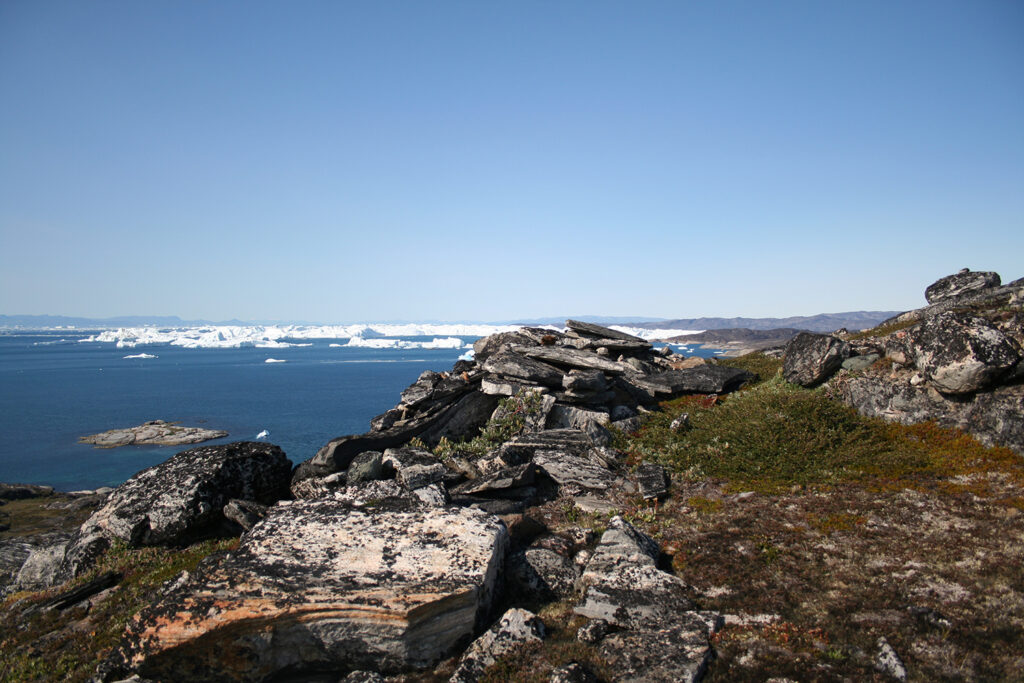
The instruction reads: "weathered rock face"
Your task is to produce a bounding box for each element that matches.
[60,442,291,580]
[834,375,1024,454]
[783,332,851,387]
[901,312,1020,395]
[924,268,1001,304]
[111,499,508,682]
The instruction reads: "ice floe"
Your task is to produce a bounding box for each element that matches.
[264,358,287,363]
[123,353,158,359]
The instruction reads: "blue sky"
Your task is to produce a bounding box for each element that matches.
[1,1,1021,322]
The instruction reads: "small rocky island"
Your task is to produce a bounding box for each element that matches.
[79,420,228,448]
[1,268,1022,682]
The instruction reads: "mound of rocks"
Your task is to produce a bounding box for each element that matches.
[294,320,753,494]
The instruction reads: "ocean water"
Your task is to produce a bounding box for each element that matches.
[0,331,722,491]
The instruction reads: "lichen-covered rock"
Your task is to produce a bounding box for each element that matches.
[10,533,70,591]
[573,517,718,682]
[597,615,716,683]
[834,374,1024,454]
[59,442,291,579]
[925,268,1001,304]
[449,608,545,683]
[382,447,449,489]
[110,499,508,682]
[575,517,696,629]
[903,312,1020,394]
[346,450,384,485]
[783,332,851,387]
[508,546,580,600]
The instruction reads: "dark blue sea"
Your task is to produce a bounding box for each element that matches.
[0,331,721,491]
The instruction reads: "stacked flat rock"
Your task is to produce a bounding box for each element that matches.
[292,320,755,493]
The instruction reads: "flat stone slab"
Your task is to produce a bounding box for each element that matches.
[112,499,508,681]
[79,420,227,448]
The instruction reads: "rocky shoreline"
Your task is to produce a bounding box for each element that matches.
[1,269,1021,682]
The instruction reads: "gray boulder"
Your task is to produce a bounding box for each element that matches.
[783,332,851,387]
[60,442,291,579]
[222,499,268,531]
[110,499,508,682]
[450,607,545,683]
[382,447,448,490]
[575,517,696,628]
[346,450,384,485]
[925,268,1001,304]
[905,312,1020,394]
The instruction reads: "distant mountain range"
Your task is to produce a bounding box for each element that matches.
[628,311,901,333]
[0,311,899,332]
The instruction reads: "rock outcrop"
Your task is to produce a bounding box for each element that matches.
[817,269,1024,454]
[59,442,292,581]
[79,420,228,448]
[108,499,508,682]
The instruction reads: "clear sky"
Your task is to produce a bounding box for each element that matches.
[1,1,1022,322]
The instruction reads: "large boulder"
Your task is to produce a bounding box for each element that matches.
[108,499,508,682]
[925,268,1001,304]
[903,312,1020,394]
[783,332,851,387]
[59,442,291,579]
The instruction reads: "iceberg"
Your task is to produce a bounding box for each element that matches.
[609,326,705,341]
[78,324,523,350]
[342,336,471,350]
[264,358,287,363]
